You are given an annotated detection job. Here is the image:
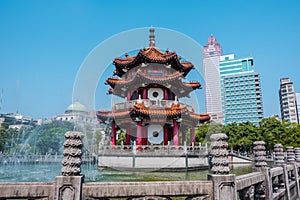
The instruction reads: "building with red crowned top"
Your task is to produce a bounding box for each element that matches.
[97,28,210,150]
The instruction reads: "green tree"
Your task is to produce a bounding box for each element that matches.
[195,124,208,144]
[222,122,239,150]
[0,125,9,152]
[259,117,287,150]
[34,121,75,154]
[195,123,223,145]
[116,129,126,145]
[223,122,259,153]
[284,122,300,148]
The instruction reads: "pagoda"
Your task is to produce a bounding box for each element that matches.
[97,28,210,148]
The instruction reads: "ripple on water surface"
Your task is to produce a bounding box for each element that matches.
[0,163,253,182]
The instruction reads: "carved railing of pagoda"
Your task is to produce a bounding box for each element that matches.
[112,99,194,111]
[99,143,208,156]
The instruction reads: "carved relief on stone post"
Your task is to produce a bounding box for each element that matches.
[253,141,267,169]
[61,131,84,176]
[295,148,300,163]
[209,133,229,174]
[208,133,236,200]
[286,146,295,163]
[253,141,267,199]
[274,144,284,165]
[55,131,84,200]
[239,186,254,200]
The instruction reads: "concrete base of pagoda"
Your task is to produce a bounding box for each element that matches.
[98,144,209,171]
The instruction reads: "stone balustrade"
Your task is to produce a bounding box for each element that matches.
[99,143,208,156]
[2,133,300,200]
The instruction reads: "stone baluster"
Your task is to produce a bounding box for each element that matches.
[295,148,300,163]
[209,133,229,174]
[286,146,296,182]
[62,131,84,176]
[253,141,267,169]
[274,144,284,166]
[287,146,295,163]
[55,131,84,200]
[208,133,236,200]
[253,141,269,199]
[273,144,285,191]
[294,148,300,197]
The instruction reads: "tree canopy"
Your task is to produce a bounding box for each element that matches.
[194,117,300,152]
[1,117,300,155]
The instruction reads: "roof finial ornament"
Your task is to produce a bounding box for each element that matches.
[149,27,155,47]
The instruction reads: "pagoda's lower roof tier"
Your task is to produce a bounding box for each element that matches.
[97,102,210,125]
[113,47,194,77]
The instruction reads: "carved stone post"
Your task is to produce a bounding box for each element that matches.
[286,146,300,197]
[253,141,267,169]
[55,131,84,200]
[295,148,300,163]
[253,141,270,200]
[208,133,236,200]
[209,133,229,174]
[273,144,285,191]
[294,147,300,197]
[274,144,285,166]
[286,146,295,163]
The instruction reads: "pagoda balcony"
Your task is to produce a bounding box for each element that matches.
[112,99,194,111]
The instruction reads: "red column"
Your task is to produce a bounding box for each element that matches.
[190,127,195,144]
[136,121,143,146]
[142,126,147,145]
[173,120,179,146]
[164,88,168,100]
[143,88,147,99]
[164,124,168,145]
[125,125,131,146]
[111,121,116,146]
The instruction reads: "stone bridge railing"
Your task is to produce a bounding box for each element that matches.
[2,132,300,200]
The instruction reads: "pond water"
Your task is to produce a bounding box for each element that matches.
[0,163,254,182]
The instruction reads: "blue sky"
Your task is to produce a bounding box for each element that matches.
[0,0,299,119]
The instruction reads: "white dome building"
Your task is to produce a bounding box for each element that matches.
[54,102,96,124]
[65,102,88,114]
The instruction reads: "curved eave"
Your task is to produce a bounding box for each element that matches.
[97,109,210,124]
[188,113,211,123]
[96,110,130,121]
[183,82,202,90]
[106,70,184,88]
[113,47,194,77]
[129,108,183,119]
[106,72,201,98]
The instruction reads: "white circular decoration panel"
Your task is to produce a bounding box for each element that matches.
[147,124,163,144]
[148,88,163,100]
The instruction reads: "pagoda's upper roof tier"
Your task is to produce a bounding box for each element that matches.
[113,47,194,77]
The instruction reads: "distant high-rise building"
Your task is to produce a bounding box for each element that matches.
[203,35,223,123]
[295,92,300,123]
[279,78,298,123]
[219,54,264,125]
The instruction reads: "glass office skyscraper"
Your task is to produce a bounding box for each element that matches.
[219,54,264,125]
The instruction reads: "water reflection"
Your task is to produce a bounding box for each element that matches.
[0,163,254,182]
